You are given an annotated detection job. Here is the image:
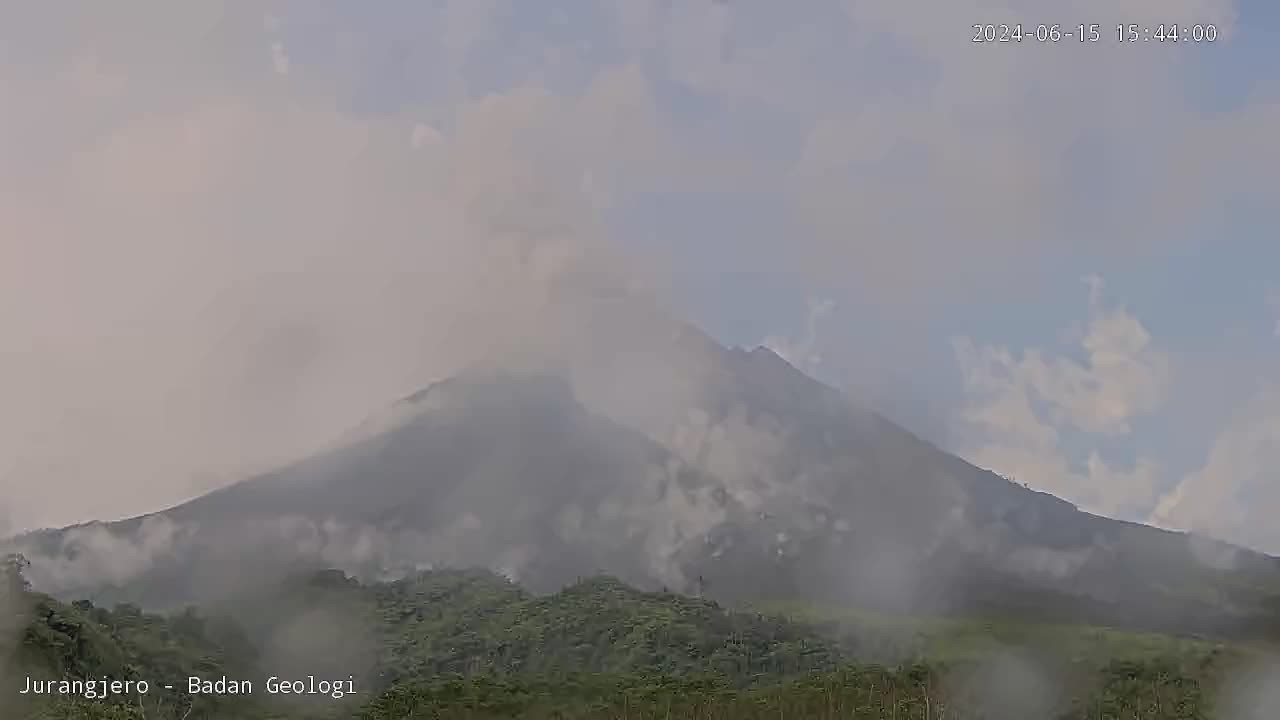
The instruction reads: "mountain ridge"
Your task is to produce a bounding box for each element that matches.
[7,320,1280,641]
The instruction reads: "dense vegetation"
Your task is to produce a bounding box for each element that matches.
[4,554,1277,719]
[2,553,266,719]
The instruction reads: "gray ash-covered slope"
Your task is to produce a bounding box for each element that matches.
[15,371,742,607]
[567,324,1280,637]
[655,345,1280,636]
[12,319,1280,639]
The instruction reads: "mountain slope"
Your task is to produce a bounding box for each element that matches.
[559,308,1280,635]
[658,347,1280,634]
[9,317,1280,640]
[13,372,747,607]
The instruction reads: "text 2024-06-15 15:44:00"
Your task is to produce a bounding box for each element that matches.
[973,23,1219,43]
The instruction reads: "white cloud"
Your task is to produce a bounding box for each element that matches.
[1152,386,1280,554]
[1148,291,1280,554]
[953,277,1168,518]
[0,8,688,532]
[763,296,835,375]
[1042,275,1171,437]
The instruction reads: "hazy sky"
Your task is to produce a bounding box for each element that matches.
[2,1,1278,554]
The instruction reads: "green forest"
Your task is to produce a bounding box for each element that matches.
[4,553,1277,719]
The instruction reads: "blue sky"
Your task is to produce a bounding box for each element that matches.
[1,1,1277,554]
